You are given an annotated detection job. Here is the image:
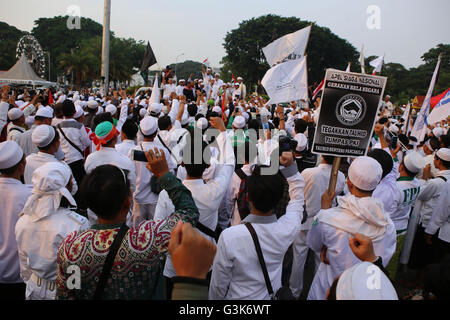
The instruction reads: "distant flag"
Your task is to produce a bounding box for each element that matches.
[232,74,237,83]
[312,78,325,100]
[427,89,450,125]
[202,58,209,65]
[411,54,442,142]
[370,55,385,75]
[48,89,54,105]
[401,102,411,133]
[345,62,351,72]
[147,74,160,110]
[140,42,157,84]
[359,45,366,74]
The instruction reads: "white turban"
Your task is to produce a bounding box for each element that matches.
[22,162,76,221]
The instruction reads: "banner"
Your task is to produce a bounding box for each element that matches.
[140,42,157,72]
[261,56,308,105]
[427,89,450,124]
[410,55,441,142]
[312,69,387,157]
[262,25,311,67]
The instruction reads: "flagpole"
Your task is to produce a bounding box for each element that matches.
[101,0,111,95]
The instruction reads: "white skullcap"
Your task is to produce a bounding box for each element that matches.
[96,106,104,115]
[432,127,444,138]
[294,133,308,152]
[88,96,94,101]
[17,94,25,100]
[179,79,186,83]
[74,105,84,119]
[87,100,98,110]
[348,156,382,191]
[140,116,157,136]
[0,141,23,169]
[336,262,398,300]
[36,106,54,118]
[237,77,243,81]
[196,117,208,130]
[389,125,399,134]
[32,125,56,148]
[139,108,148,118]
[149,103,162,115]
[105,104,117,115]
[8,108,24,121]
[163,95,169,101]
[233,116,246,129]
[25,116,35,127]
[403,151,425,173]
[436,148,450,162]
[212,106,222,115]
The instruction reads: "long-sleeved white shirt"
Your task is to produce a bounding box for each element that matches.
[115,139,136,157]
[373,159,401,222]
[0,178,32,284]
[392,176,421,231]
[209,164,305,300]
[425,180,450,243]
[57,118,91,164]
[7,124,25,143]
[19,125,38,157]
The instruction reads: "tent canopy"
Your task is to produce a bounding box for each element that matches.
[0,54,54,86]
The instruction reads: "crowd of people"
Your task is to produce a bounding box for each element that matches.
[0,67,449,301]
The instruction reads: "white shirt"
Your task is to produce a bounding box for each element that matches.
[0,178,32,283]
[392,176,421,231]
[227,163,253,227]
[57,118,91,164]
[7,124,25,143]
[425,180,450,243]
[19,125,38,157]
[209,165,305,300]
[15,208,90,282]
[373,159,400,222]
[115,139,136,157]
[175,85,185,96]
[301,164,346,231]
[85,147,136,192]
[161,83,176,97]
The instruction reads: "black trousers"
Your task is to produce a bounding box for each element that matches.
[0,283,25,300]
[69,159,87,212]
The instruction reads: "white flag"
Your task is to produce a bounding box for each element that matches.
[261,56,308,105]
[148,74,160,109]
[345,62,351,72]
[370,55,384,74]
[262,25,311,67]
[410,55,442,142]
[359,45,366,74]
[401,102,411,133]
[427,90,450,125]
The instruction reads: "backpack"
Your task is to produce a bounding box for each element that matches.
[235,168,250,221]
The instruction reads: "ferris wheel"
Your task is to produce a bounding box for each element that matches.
[16,34,46,78]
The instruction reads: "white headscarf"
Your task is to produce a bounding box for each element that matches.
[22,162,77,221]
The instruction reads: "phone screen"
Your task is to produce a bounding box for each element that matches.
[131,150,148,163]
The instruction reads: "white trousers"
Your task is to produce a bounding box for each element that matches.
[25,275,56,300]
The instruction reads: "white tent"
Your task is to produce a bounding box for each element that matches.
[0,54,55,87]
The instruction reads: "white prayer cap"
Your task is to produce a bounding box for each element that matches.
[336,262,398,300]
[215,73,220,77]
[56,96,66,104]
[8,108,24,121]
[403,151,425,173]
[25,116,35,127]
[32,125,56,148]
[179,79,186,83]
[348,156,382,191]
[140,116,157,136]
[88,96,94,101]
[105,104,117,115]
[96,106,104,115]
[233,116,246,129]
[212,106,222,115]
[432,127,444,138]
[389,125,399,134]
[139,108,148,118]
[0,141,23,169]
[196,117,208,130]
[294,133,308,152]
[237,77,243,81]
[74,105,84,119]
[436,148,450,162]
[163,95,169,101]
[149,103,162,115]
[17,94,24,100]
[36,106,54,118]
[87,100,98,110]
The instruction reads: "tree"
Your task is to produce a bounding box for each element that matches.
[0,22,26,70]
[58,50,96,90]
[222,14,359,91]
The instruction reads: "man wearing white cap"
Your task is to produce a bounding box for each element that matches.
[292,133,316,173]
[15,162,90,300]
[84,99,99,130]
[407,148,450,271]
[161,78,176,98]
[7,108,26,143]
[0,141,32,299]
[148,103,162,119]
[130,116,175,226]
[176,79,186,96]
[306,156,396,300]
[19,106,53,157]
[289,155,346,299]
[237,77,246,101]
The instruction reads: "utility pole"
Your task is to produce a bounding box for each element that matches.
[101,0,111,95]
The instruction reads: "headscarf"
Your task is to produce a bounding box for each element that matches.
[22,162,76,221]
[89,121,119,151]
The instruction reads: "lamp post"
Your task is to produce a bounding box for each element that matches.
[101,0,111,95]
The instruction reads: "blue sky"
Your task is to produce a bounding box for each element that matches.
[1,0,449,70]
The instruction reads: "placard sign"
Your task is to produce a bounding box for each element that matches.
[312,69,387,157]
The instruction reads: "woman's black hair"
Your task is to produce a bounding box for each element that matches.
[80,165,130,220]
[246,165,284,214]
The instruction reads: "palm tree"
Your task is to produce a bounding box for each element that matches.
[58,50,96,90]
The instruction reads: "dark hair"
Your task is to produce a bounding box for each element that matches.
[158,115,172,131]
[428,137,441,152]
[38,128,60,151]
[436,154,450,169]
[92,112,114,132]
[246,165,285,214]
[80,165,130,220]
[272,117,280,129]
[322,155,335,165]
[62,100,75,118]
[187,104,198,117]
[378,117,388,125]
[295,118,308,134]
[398,134,409,147]
[0,155,25,175]
[423,261,450,300]
[195,113,205,121]
[121,119,138,140]
[403,162,418,178]
[441,134,450,148]
[368,149,394,179]
[53,103,64,118]
[182,135,211,178]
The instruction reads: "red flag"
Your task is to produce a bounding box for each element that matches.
[232,74,237,83]
[312,78,324,100]
[202,58,208,65]
[222,91,226,121]
[48,89,54,105]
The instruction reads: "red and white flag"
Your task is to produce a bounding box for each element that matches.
[202,58,208,65]
[312,78,324,100]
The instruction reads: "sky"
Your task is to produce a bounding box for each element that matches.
[1,0,449,70]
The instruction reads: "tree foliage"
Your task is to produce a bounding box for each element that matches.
[0,22,26,71]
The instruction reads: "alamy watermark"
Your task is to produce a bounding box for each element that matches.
[66,5,81,30]
[366,5,381,30]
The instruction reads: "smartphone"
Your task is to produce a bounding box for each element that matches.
[131,150,147,163]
